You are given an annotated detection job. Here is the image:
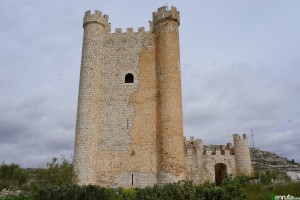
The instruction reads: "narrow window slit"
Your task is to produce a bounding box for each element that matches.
[127,118,129,129]
[132,174,134,185]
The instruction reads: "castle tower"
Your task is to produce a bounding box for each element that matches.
[233,134,253,176]
[73,11,109,185]
[184,137,204,183]
[152,6,186,184]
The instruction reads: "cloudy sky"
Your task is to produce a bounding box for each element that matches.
[0,0,299,168]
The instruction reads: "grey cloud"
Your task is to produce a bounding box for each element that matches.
[1,0,300,167]
[182,59,300,162]
[0,84,76,167]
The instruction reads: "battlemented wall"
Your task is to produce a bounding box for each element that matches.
[202,144,236,183]
[184,137,204,183]
[184,137,237,184]
[74,6,253,188]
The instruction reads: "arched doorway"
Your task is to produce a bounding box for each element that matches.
[214,163,227,186]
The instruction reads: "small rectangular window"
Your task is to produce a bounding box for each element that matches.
[132,174,134,185]
[127,118,129,129]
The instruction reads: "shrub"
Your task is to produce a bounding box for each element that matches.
[0,196,33,200]
[135,185,162,200]
[0,163,28,190]
[253,166,291,184]
[120,188,136,200]
[195,182,224,200]
[220,175,247,200]
[30,156,74,190]
[32,184,120,200]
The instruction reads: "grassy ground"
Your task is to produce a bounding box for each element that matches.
[244,182,300,200]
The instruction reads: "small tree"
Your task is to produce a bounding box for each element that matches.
[291,159,295,164]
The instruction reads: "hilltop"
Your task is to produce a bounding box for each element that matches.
[250,148,300,181]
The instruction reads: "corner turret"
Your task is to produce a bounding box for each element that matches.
[153,5,186,184]
[152,6,180,26]
[233,134,253,176]
[184,137,203,155]
[74,9,107,185]
[83,10,109,28]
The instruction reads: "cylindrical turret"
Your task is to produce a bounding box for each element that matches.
[233,134,253,176]
[153,6,186,184]
[73,11,108,185]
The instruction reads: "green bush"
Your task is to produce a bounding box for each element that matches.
[253,166,291,184]
[3,180,300,200]
[0,163,28,190]
[195,182,224,200]
[32,184,120,200]
[30,156,75,190]
[220,175,247,200]
[1,159,299,200]
[120,188,136,200]
[29,179,246,200]
[0,195,33,200]
[135,185,162,200]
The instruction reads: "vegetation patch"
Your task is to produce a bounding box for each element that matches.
[1,158,299,200]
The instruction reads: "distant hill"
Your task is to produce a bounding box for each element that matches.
[250,148,300,181]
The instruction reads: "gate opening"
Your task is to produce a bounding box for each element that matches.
[214,163,227,186]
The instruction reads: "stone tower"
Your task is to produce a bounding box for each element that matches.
[73,6,186,187]
[233,134,253,176]
[73,6,253,188]
[153,6,186,184]
[73,11,109,185]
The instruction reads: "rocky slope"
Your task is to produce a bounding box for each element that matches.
[250,148,300,181]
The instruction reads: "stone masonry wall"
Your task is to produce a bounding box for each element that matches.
[96,29,158,187]
[202,145,236,183]
[184,138,236,184]
[184,137,204,184]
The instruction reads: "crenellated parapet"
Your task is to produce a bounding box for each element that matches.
[84,11,152,35]
[203,144,234,156]
[184,136,203,155]
[152,6,180,26]
[111,27,147,35]
[83,10,109,28]
[233,133,248,141]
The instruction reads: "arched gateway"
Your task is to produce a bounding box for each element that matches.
[214,163,227,186]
